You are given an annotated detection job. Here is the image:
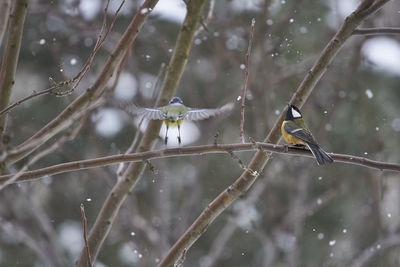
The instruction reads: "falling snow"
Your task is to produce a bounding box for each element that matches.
[365,89,374,99]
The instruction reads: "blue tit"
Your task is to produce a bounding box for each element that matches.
[281,104,333,165]
[128,97,232,144]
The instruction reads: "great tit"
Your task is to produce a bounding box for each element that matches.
[128,97,232,145]
[281,104,333,165]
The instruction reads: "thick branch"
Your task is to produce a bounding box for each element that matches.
[158,0,391,266]
[74,1,207,265]
[353,27,400,35]
[1,143,398,185]
[0,0,28,133]
[0,0,11,46]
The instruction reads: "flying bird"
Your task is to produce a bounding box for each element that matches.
[127,97,232,145]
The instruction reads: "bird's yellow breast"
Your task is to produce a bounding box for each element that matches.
[281,121,306,145]
[163,119,184,127]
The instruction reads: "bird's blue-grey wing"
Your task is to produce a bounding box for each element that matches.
[186,103,234,121]
[186,108,220,121]
[283,122,317,145]
[126,105,164,120]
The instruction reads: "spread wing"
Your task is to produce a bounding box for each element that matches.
[185,102,234,121]
[283,121,318,145]
[125,105,164,120]
[186,108,220,120]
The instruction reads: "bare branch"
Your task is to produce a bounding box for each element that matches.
[0,0,28,133]
[239,18,255,143]
[0,86,55,118]
[151,62,166,99]
[353,27,400,35]
[1,142,399,186]
[0,0,11,46]
[116,117,144,179]
[194,0,215,36]
[80,204,92,267]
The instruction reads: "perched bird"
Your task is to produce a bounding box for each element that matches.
[281,104,334,165]
[127,97,232,145]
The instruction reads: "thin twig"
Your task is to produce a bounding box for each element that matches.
[0,86,56,117]
[283,188,338,226]
[80,204,92,267]
[353,27,400,35]
[116,117,144,179]
[151,62,166,99]
[0,114,86,190]
[0,0,125,118]
[105,49,130,98]
[5,0,155,166]
[1,142,399,185]
[228,151,258,177]
[239,18,255,143]
[194,0,215,36]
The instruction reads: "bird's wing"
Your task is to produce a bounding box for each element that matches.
[185,102,234,121]
[125,105,164,120]
[283,120,318,145]
[186,108,220,120]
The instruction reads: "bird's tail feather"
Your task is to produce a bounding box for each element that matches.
[306,143,334,165]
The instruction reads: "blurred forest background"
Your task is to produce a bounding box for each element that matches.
[0,0,400,266]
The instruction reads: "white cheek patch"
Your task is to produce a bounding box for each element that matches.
[291,108,302,118]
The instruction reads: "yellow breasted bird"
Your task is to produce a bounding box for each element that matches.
[128,97,232,145]
[281,104,333,165]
